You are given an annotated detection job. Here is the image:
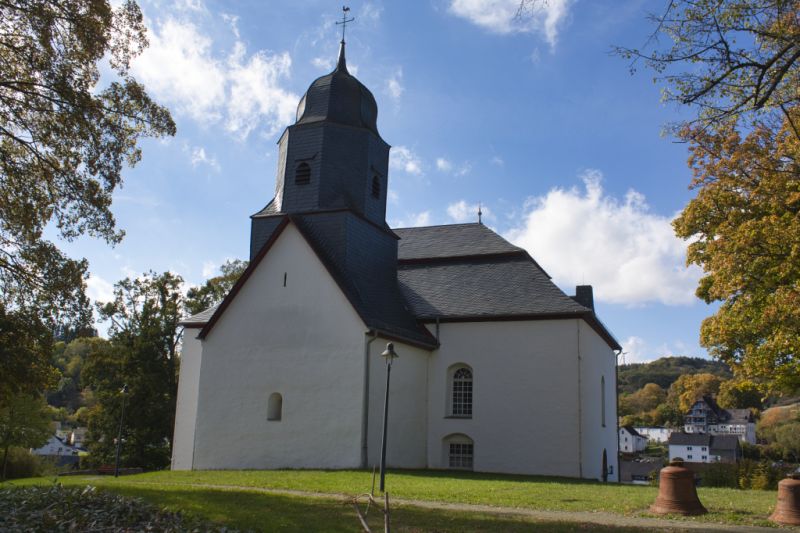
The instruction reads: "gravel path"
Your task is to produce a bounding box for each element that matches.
[117,480,792,532]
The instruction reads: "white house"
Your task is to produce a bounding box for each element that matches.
[668,433,741,463]
[172,39,621,481]
[633,426,673,443]
[684,396,756,444]
[31,435,78,457]
[619,426,647,453]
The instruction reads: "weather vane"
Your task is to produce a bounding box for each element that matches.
[336,6,354,43]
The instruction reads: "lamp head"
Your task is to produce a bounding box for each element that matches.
[380,342,398,365]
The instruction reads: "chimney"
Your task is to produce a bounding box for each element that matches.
[573,285,594,311]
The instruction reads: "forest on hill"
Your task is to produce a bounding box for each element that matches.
[618,356,732,395]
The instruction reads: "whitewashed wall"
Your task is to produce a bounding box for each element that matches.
[172,327,203,469]
[190,223,368,469]
[669,444,714,463]
[366,339,429,469]
[579,321,619,481]
[426,320,582,477]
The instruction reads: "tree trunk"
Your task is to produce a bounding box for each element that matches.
[2,444,10,481]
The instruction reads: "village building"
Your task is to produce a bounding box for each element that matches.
[684,395,756,444]
[633,426,673,443]
[668,433,741,464]
[619,426,647,454]
[31,435,81,468]
[171,39,621,480]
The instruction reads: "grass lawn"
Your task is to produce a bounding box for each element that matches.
[6,469,782,531]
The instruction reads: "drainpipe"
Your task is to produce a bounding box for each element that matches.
[361,331,379,468]
[614,348,622,483]
[577,320,583,478]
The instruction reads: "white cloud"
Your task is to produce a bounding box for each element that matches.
[505,170,702,306]
[410,211,432,227]
[388,189,400,205]
[86,273,115,304]
[311,56,334,71]
[448,0,572,46]
[447,200,495,223]
[390,146,423,175]
[455,161,472,176]
[225,43,297,139]
[385,68,404,101]
[190,146,220,171]
[437,157,471,176]
[201,260,217,278]
[132,14,299,140]
[621,336,650,364]
[491,156,504,166]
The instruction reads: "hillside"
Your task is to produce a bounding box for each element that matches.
[618,356,732,395]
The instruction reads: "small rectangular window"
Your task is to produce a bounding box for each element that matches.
[449,443,473,469]
[687,455,693,459]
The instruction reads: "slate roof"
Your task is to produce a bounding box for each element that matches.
[180,305,219,327]
[395,223,621,350]
[622,426,644,438]
[395,223,525,261]
[182,220,620,351]
[710,435,741,451]
[669,433,712,446]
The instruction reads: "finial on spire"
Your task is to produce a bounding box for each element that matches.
[335,6,354,71]
[478,202,483,224]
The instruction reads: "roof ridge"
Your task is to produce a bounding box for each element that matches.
[393,222,483,230]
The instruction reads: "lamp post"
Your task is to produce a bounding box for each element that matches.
[114,384,128,478]
[378,342,398,493]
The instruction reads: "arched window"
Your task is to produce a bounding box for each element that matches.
[601,376,606,427]
[443,433,474,470]
[371,175,381,198]
[295,162,311,185]
[268,393,282,421]
[449,366,473,417]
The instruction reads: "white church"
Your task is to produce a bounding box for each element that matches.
[172,38,621,481]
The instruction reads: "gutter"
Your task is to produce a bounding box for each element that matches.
[361,331,379,468]
[577,320,583,478]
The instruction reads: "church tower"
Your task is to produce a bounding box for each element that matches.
[246,34,427,345]
[250,40,391,256]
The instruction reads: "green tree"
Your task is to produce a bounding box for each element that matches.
[0,393,52,480]
[0,307,57,400]
[620,1,800,392]
[673,110,800,393]
[717,379,763,410]
[0,1,175,326]
[615,0,800,135]
[185,259,249,315]
[84,272,184,469]
[668,373,724,412]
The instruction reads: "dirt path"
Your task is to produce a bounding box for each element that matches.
[116,480,790,532]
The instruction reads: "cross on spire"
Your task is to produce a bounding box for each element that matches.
[336,6,354,44]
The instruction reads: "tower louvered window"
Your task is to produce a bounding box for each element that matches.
[295,162,311,185]
[371,175,381,198]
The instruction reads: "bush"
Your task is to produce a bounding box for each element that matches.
[0,485,237,532]
[700,462,739,488]
[1,448,56,480]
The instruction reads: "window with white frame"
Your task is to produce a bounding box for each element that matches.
[443,434,474,469]
[451,367,473,417]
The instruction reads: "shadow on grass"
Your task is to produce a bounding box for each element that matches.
[388,468,603,485]
[104,485,651,533]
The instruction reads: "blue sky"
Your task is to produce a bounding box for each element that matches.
[57,0,717,363]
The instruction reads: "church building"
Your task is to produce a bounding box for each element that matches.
[172,38,621,481]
